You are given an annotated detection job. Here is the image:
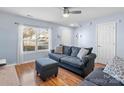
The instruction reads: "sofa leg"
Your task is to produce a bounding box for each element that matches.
[40,76,47,81]
[36,71,38,75]
[42,78,46,81]
[55,74,58,77]
[81,74,85,78]
[92,68,94,71]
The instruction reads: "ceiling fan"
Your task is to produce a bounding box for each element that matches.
[62,7,81,18]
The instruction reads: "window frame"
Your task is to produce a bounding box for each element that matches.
[22,26,49,54]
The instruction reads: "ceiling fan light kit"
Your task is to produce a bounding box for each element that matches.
[63,7,69,17]
[63,13,69,17]
[62,7,81,18]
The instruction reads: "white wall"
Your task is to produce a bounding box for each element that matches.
[59,27,74,46]
[73,13,124,59]
[48,26,74,49]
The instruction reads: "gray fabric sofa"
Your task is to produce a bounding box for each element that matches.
[48,45,96,77]
[80,68,124,86]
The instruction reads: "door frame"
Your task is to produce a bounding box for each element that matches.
[96,21,117,63]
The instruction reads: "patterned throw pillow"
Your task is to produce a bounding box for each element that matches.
[54,46,63,54]
[103,56,124,84]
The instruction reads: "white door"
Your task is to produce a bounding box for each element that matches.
[96,22,116,64]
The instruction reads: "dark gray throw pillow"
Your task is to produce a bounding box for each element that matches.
[85,47,93,55]
[63,46,72,56]
[71,47,81,57]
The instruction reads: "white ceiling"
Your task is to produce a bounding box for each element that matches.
[0,7,124,27]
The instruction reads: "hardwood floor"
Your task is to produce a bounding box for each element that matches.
[15,62,105,86]
[15,62,83,86]
[95,63,106,68]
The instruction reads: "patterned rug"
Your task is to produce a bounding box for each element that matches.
[0,65,20,86]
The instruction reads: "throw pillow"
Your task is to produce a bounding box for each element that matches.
[103,56,124,84]
[63,46,72,56]
[54,46,63,54]
[71,47,81,57]
[85,47,93,55]
[77,48,89,60]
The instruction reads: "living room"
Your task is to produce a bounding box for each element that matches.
[0,7,124,87]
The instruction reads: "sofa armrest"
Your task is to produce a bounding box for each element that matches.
[80,53,96,77]
[81,53,96,64]
[80,53,96,69]
[85,53,97,61]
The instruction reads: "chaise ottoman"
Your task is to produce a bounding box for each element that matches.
[35,58,58,81]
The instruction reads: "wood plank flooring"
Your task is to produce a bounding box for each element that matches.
[15,62,105,86]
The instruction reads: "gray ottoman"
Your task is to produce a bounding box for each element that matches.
[36,58,58,81]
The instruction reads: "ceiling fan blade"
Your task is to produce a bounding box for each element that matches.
[63,7,68,9]
[69,11,81,14]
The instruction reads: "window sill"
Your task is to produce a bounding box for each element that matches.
[37,49,48,53]
[23,49,48,54]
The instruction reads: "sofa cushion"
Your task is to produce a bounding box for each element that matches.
[48,53,66,62]
[63,46,72,56]
[70,46,81,57]
[85,68,123,86]
[60,56,84,68]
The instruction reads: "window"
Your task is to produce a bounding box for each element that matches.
[22,26,48,52]
[37,29,49,50]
